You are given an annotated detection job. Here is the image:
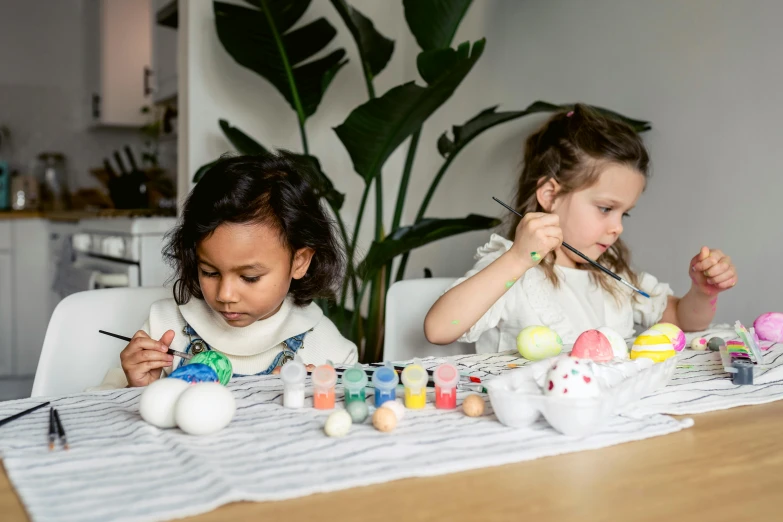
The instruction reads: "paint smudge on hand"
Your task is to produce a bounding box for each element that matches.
[451,320,459,325]
[505,278,518,289]
[530,252,541,262]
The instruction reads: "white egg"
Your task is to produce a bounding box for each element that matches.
[380,399,406,420]
[597,326,629,359]
[544,356,600,398]
[175,382,236,435]
[324,410,352,437]
[139,378,190,428]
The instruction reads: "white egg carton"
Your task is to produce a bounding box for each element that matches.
[486,356,678,437]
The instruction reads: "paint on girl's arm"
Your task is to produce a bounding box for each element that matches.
[530,252,541,262]
[505,278,518,289]
[451,320,459,325]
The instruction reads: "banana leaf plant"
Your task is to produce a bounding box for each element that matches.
[196,0,651,362]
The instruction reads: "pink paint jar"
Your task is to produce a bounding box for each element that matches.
[433,362,459,409]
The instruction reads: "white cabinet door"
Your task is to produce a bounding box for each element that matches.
[11,220,50,376]
[0,252,13,376]
[152,0,178,103]
[85,0,153,126]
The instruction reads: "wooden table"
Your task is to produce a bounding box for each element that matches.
[2,401,781,521]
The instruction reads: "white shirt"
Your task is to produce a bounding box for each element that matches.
[453,234,673,353]
[91,297,358,390]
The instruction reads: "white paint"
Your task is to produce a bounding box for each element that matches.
[179,0,781,325]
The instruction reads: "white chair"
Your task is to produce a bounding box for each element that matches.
[31,287,171,397]
[383,278,475,362]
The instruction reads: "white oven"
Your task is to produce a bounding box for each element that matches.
[54,217,176,296]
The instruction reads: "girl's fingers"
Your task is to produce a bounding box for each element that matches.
[716,277,737,289]
[708,269,734,285]
[131,349,174,365]
[135,360,173,374]
[693,249,725,272]
[705,258,731,278]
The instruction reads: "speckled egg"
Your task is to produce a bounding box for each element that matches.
[571,330,614,362]
[380,399,405,420]
[544,356,600,398]
[462,394,486,417]
[754,312,783,343]
[651,322,687,352]
[139,377,190,428]
[188,351,233,386]
[345,401,369,423]
[372,407,398,432]
[690,337,708,350]
[516,325,563,361]
[168,363,219,384]
[631,329,676,362]
[596,326,629,359]
[324,410,352,437]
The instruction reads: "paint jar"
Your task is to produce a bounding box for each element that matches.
[371,363,399,408]
[433,362,459,409]
[311,362,337,410]
[279,356,307,408]
[401,359,428,409]
[342,363,368,405]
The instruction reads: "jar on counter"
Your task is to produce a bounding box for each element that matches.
[34,152,70,211]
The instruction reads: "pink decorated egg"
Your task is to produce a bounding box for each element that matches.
[570,330,614,362]
[651,322,686,352]
[753,312,783,343]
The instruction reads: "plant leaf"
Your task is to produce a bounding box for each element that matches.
[193,160,218,183]
[358,213,500,279]
[329,0,394,78]
[335,39,485,184]
[403,0,473,51]
[417,42,469,85]
[214,1,347,119]
[218,120,270,156]
[296,154,346,210]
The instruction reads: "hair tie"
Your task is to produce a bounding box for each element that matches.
[566,110,574,117]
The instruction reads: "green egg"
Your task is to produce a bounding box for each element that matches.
[345,401,369,423]
[189,351,233,385]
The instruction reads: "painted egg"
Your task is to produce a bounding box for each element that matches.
[345,401,369,423]
[168,363,219,384]
[139,378,190,428]
[372,407,397,432]
[544,356,600,398]
[754,312,783,343]
[631,329,676,363]
[516,325,563,361]
[596,326,629,359]
[570,330,614,362]
[324,410,352,437]
[707,337,725,352]
[175,382,236,435]
[462,394,486,417]
[690,337,708,350]
[380,399,405,420]
[651,322,686,351]
[727,340,750,358]
[188,351,233,385]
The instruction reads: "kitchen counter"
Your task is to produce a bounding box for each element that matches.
[0,209,176,222]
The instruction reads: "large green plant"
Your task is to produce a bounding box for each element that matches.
[197,0,651,362]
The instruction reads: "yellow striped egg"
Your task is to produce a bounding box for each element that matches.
[630,328,676,363]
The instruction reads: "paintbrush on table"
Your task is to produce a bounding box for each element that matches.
[98,330,193,360]
[48,408,56,451]
[0,401,50,428]
[53,408,69,451]
[492,197,650,298]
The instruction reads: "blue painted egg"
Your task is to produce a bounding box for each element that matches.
[169,363,219,384]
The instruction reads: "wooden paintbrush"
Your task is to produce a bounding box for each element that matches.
[98,330,193,360]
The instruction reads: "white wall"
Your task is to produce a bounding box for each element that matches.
[180,0,782,325]
[0,0,149,190]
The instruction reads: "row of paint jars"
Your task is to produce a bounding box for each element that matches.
[279,357,461,410]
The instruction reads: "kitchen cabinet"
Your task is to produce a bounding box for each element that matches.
[0,252,12,377]
[152,0,178,103]
[84,0,152,127]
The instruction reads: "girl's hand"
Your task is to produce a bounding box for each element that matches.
[511,212,563,268]
[689,246,737,296]
[120,330,176,387]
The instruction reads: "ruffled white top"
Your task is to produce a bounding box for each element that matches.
[452,234,673,353]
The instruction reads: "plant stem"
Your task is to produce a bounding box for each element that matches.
[340,183,371,311]
[299,121,309,155]
[260,0,307,132]
[391,128,420,232]
[374,174,383,241]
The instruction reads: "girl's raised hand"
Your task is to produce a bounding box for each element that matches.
[689,246,737,296]
[511,212,563,268]
[120,329,176,387]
